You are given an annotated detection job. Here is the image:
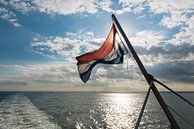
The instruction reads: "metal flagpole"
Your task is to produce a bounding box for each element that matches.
[111,14,180,129]
[135,80,153,129]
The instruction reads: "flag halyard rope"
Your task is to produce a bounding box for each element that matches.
[167,105,194,128]
[154,79,194,108]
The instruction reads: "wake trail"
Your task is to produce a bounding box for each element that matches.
[0,94,61,129]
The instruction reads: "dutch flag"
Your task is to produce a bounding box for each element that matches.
[76,24,128,83]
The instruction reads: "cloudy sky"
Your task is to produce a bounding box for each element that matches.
[0,0,194,91]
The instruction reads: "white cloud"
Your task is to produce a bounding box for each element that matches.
[0,0,132,27]
[160,13,187,29]
[117,0,194,29]
[1,0,193,28]
[118,0,147,13]
[0,0,37,27]
[139,52,194,66]
[147,0,193,14]
[133,4,145,13]
[7,0,36,13]
[97,0,131,15]
[130,30,165,47]
[0,7,21,27]
[118,0,194,46]
[0,0,132,16]
[31,31,105,63]
[31,0,133,15]
[147,0,194,32]
[118,0,194,67]
[66,30,95,40]
[32,37,80,62]
[0,60,146,88]
[0,63,80,86]
[168,15,194,45]
[32,0,98,15]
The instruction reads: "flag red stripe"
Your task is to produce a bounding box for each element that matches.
[76,24,116,64]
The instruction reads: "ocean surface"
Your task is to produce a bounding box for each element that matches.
[0,92,194,129]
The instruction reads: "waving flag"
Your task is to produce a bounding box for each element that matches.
[76,24,127,83]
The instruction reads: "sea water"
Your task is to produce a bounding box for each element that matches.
[0,92,193,129]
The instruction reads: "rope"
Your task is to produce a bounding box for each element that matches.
[154,79,194,108]
[167,105,194,128]
[154,78,194,128]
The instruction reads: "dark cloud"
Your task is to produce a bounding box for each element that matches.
[90,62,143,81]
[0,80,28,86]
[130,43,194,83]
[146,61,194,83]
[135,43,194,57]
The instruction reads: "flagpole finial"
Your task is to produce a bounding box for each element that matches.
[111,14,115,21]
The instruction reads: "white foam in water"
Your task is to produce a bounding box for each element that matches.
[0,94,61,129]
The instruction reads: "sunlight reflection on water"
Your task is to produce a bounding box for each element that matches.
[98,93,142,129]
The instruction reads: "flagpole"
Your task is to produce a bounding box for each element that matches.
[111,14,180,129]
[135,80,152,129]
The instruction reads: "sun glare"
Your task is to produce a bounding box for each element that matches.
[99,93,141,129]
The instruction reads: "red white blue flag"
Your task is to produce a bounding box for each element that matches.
[76,24,127,83]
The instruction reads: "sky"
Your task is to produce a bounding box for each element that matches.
[0,0,194,92]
